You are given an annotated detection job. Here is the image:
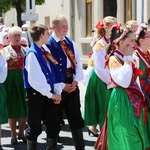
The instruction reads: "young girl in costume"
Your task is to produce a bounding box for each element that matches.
[134,23,150,150]
[95,27,146,150]
[0,31,10,49]
[0,51,8,150]
[125,20,139,32]
[83,16,117,137]
[0,30,9,150]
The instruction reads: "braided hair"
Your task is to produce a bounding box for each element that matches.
[107,26,133,55]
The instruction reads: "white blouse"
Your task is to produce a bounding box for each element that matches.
[93,38,114,89]
[25,45,65,99]
[109,52,133,88]
[0,55,7,83]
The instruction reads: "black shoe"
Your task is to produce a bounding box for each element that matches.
[18,136,27,143]
[46,138,57,150]
[57,135,61,142]
[11,138,18,145]
[60,119,65,125]
[27,140,37,150]
[88,129,99,137]
[0,145,3,150]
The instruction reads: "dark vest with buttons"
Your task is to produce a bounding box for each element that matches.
[23,42,64,89]
[47,36,75,80]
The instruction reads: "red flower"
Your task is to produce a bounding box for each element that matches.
[133,67,143,76]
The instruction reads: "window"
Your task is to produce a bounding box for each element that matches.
[124,0,132,22]
[45,16,50,27]
[86,0,92,37]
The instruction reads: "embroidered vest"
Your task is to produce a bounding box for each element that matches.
[48,36,75,79]
[23,43,63,89]
[3,45,26,70]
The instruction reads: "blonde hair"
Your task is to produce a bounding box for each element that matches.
[103,16,117,27]
[96,16,117,39]
[52,14,67,25]
[125,20,139,32]
[125,20,138,26]
[8,26,22,37]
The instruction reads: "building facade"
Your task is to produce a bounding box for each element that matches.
[3,0,150,67]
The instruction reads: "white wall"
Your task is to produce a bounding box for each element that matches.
[2,0,150,67]
[145,0,150,23]
[117,0,124,24]
[3,9,17,27]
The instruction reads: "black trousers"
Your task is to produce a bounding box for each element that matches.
[25,88,60,141]
[59,77,84,130]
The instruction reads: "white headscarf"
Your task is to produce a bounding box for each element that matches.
[0,31,8,44]
[2,27,10,32]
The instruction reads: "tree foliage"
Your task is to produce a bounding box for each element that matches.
[0,0,45,27]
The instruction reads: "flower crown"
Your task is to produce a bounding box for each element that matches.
[135,23,148,39]
[113,28,129,44]
[125,24,135,32]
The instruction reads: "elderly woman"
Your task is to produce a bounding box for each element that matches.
[2,26,27,145]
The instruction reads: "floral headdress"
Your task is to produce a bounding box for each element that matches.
[113,28,129,44]
[95,21,104,29]
[111,24,122,30]
[135,23,148,39]
[125,24,134,31]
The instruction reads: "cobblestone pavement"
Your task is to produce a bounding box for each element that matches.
[1,74,99,150]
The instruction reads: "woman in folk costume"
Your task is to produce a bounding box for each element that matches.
[134,23,150,150]
[95,27,146,150]
[83,16,118,137]
[2,26,27,145]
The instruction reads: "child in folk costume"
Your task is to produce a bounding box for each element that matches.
[83,16,118,136]
[48,14,85,150]
[125,20,139,33]
[24,24,65,150]
[134,23,150,150]
[0,31,10,49]
[95,27,146,150]
[0,51,8,150]
[0,29,9,150]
